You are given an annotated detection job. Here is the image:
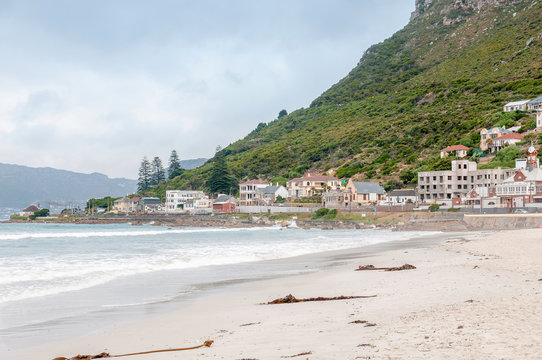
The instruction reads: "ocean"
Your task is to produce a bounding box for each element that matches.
[0,222,440,353]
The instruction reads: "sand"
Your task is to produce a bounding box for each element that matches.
[8,228,542,360]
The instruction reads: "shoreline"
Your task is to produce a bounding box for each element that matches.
[10,228,542,359]
[1,229,454,357]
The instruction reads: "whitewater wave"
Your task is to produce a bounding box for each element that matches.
[0,226,277,241]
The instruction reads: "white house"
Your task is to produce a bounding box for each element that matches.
[440,145,469,158]
[166,190,207,213]
[386,189,416,205]
[239,180,271,206]
[503,100,530,112]
[255,185,289,205]
[527,96,542,111]
[489,132,524,152]
[537,110,542,129]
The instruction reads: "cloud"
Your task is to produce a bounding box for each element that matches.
[0,0,414,178]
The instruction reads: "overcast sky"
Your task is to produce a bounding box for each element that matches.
[0,0,414,179]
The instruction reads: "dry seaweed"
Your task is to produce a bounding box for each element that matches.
[52,340,214,360]
[281,351,312,358]
[266,294,376,304]
[355,264,416,271]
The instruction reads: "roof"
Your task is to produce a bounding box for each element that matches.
[493,133,524,141]
[240,180,269,185]
[441,145,469,152]
[22,205,39,212]
[258,185,283,194]
[527,96,542,105]
[388,189,416,197]
[214,194,235,203]
[504,168,542,183]
[504,100,531,106]
[350,181,385,195]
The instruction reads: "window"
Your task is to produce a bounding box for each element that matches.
[448,185,452,189]
[448,176,452,180]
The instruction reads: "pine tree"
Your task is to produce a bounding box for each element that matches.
[150,156,166,186]
[168,150,183,179]
[137,157,152,192]
[206,146,237,194]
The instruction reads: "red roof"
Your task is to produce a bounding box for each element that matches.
[493,133,524,141]
[240,179,269,185]
[441,145,469,152]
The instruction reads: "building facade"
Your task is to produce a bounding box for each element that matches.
[344,180,386,206]
[165,190,207,213]
[417,160,516,203]
[503,100,530,112]
[480,127,508,151]
[255,185,289,205]
[239,180,270,206]
[287,173,341,199]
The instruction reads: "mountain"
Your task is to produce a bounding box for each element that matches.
[0,163,137,209]
[152,0,542,194]
[180,158,208,170]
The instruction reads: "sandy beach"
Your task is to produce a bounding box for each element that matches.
[7,228,542,360]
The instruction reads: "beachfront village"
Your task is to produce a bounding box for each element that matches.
[18,97,542,218]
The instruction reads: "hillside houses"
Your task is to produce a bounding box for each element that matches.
[287,173,342,198]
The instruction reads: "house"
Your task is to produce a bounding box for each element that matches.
[480,126,509,151]
[113,196,140,213]
[496,146,542,208]
[344,180,386,206]
[165,190,207,213]
[417,160,516,203]
[503,100,530,112]
[440,145,469,158]
[193,198,213,214]
[239,180,270,206]
[489,132,524,152]
[527,96,542,111]
[537,110,542,130]
[144,203,165,213]
[213,194,237,214]
[19,204,40,217]
[386,189,416,205]
[462,187,501,210]
[255,185,289,205]
[287,173,342,199]
[137,197,161,213]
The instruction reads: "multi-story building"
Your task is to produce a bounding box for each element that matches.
[417,160,516,203]
[496,145,542,208]
[239,180,270,206]
[254,185,289,205]
[287,173,342,199]
[165,190,207,213]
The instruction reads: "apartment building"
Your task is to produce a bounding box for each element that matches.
[417,160,516,203]
[165,190,207,213]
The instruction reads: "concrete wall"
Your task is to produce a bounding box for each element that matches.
[236,206,317,214]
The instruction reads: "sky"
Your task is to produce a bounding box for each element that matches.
[0,0,415,179]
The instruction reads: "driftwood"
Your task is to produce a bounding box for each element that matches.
[281,351,312,358]
[349,320,376,327]
[355,264,416,272]
[52,340,214,360]
[266,294,376,304]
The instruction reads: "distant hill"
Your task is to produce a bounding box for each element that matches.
[180,158,207,170]
[0,163,137,209]
[152,0,541,194]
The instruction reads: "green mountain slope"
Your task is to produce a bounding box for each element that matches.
[152,0,542,196]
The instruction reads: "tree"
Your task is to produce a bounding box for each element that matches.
[151,156,166,186]
[278,109,288,118]
[168,150,183,179]
[137,157,152,192]
[205,146,237,194]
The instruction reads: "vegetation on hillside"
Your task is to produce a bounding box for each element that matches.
[144,0,542,198]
